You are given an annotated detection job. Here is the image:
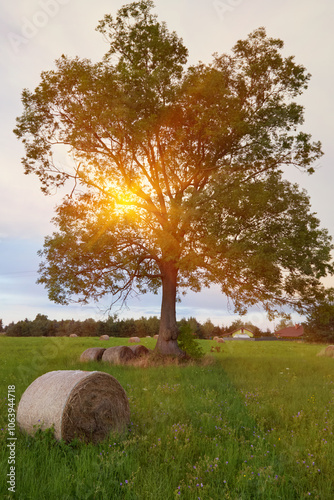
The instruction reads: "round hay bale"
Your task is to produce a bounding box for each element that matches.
[80,348,106,362]
[317,345,334,357]
[99,335,110,341]
[102,346,135,364]
[217,338,225,343]
[17,370,130,443]
[213,336,219,341]
[153,335,159,339]
[128,345,151,357]
[321,345,334,358]
[69,334,78,338]
[128,337,141,343]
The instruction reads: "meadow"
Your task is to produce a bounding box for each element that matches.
[0,336,333,499]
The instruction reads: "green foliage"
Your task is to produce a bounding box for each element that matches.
[177,323,204,358]
[4,314,161,338]
[304,288,334,342]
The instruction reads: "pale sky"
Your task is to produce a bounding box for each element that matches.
[1,0,333,329]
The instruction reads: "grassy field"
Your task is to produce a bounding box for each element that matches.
[0,336,333,499]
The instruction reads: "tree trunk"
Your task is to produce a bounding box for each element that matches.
[155,261,184,356]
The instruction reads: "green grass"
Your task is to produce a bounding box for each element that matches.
[0,337,333,499]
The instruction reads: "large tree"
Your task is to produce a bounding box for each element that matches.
[14,0,333,355]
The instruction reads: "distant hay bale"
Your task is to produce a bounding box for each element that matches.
[128,345,151,357]
[69,334,78,338]
[217,338,225,343]
[213,336,219,341]
[99,335,110,341]
[102,346,135,364]
[17,370,130,443]
[129,337,141,343]
[153,335,159,339]
[80,348,106,362]
[146,335,151,338]
[317,345,334,358]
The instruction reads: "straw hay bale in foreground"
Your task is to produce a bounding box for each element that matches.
[102,346,135,364]
[128,345,151,357]
[129,337,141,343]
[17,370,130,443]
[80,348,106,362]
[99,335,110,341]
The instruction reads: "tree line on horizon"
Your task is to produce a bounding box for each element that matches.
[1,312,333,342]
[1,314,267,339]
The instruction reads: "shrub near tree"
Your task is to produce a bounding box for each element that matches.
[14,0,333,356]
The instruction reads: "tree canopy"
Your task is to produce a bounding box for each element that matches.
[14,0,333,355]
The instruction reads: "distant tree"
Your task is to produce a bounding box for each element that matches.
[66,320,82,337]
[135,316,160,337]
[134,316,149,337]
[144,316,160,337]
[55,319,70,337]
[119,318,137,337]
[178,317,202,338]
[6,319,32,337]
[247,324,263,338]
[100,315,119,337]
[0,319,4,333]
[275,318,294,331]
[227,319,244,333]
[80,318,99,337]
[14,1,333,355]
[201,319,216,338]
[304,288,334,342]
[30,314,54,336]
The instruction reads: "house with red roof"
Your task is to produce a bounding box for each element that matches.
[275,324,304,339]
